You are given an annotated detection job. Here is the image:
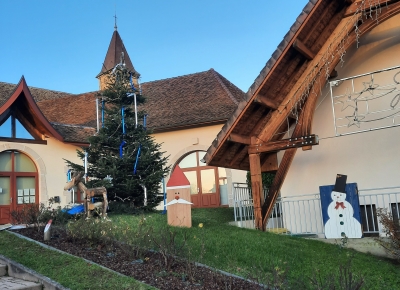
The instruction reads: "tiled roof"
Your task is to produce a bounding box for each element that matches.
[141,69,245,132]
[0,69,244,143]
[50,123,96,143]
[37,92,98,127]
[0,81,72,106]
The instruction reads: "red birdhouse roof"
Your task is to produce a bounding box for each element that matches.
[167,165,190,187]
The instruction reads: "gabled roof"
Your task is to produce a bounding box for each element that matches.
[203,0,400,171]
[0,82,71,106]
[38,92,98,127]
[50,123,96,144]
[141,69,245,132]
[97,30,139,78]
[0,77,64,141]
[0,69,244,144]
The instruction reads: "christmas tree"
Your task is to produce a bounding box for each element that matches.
[65,65,169,209]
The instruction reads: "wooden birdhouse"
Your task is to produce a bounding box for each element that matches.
[166,165,192,227]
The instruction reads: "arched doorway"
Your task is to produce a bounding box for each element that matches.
[0,151,38,224]
[178,151,226,208]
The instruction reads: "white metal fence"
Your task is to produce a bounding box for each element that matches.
[232,183,400,237]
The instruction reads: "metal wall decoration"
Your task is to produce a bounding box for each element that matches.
[330,65,400,136]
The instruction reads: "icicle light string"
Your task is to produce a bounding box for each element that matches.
[275,0,385,139]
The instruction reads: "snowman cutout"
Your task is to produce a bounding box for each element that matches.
[324,175,362,239]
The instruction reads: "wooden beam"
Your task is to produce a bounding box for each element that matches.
[254,94,279,110]
[303,0,341,43]
[260,153,278,172]
[227,133,251,145]
[249,153,264,230]
[345,0,392,17]
[292,39,315,60]
[228,145,248,167]
[248,135,319,154]
[262,148,297,229]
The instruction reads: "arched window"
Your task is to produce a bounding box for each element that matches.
[178,151,227,207]
[0,151,38,224]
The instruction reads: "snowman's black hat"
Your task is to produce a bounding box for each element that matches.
[333,174,347,193]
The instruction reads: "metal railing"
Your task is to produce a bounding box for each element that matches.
[232,183,400,236]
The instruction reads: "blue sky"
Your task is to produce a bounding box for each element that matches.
[0,1,307,94]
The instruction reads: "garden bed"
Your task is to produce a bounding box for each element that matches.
[12,227,264,290]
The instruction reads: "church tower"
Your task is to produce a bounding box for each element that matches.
[96,22,140,90]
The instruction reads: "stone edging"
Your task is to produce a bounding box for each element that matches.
[0,253,69,290]
[8,230,266,288]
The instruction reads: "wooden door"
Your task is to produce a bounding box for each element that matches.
[0,176,12,224]
[178,151,220,208]
[0,151,38,224]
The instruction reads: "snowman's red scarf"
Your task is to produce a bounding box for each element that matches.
[335,202,346,209]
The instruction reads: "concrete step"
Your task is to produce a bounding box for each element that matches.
[0,263,6,276]
[0,254,68,290]
[0,262,42,290]
[0,276,42,289]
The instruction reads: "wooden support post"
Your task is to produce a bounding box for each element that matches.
[249,153,264,230]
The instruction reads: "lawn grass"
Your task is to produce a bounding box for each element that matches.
[0,230,154,290]
[111,208,400,289]
[1,207,399,289]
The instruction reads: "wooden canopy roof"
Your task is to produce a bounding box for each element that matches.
[202,0,400,229]
[204,0,400,171]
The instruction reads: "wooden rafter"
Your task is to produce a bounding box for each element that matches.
[254,94,279,110]
[227,133,251,145]
[292,39,315,60]
[228,144,248,167]
[303,0,340,43]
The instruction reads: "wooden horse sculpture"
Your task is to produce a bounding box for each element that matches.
[64,172,108,218]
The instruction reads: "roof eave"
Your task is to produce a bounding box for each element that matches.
[0,77,65,142]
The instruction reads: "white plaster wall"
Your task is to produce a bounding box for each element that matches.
[282,14,400,197]
[0,139,83,207]
[152,125,247,207]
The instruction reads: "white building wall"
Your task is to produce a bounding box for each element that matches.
[152,125,247,208]
[281,14,400,197]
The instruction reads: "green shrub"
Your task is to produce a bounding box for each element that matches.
[10,199,71,231]
[376,208,400,261]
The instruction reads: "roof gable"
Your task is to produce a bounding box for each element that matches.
[0,77,64,142]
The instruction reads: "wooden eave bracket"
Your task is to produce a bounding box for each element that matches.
[227,133,251,145]
[254,94,279,110]
[248,134,319,154]
[292,39,315,60]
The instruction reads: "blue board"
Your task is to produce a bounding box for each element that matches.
[67,204,85,215]
[319,183,363,238]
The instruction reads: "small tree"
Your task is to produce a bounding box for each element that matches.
[66,66,169,209]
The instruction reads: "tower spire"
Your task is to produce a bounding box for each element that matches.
[114,13,117,31]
